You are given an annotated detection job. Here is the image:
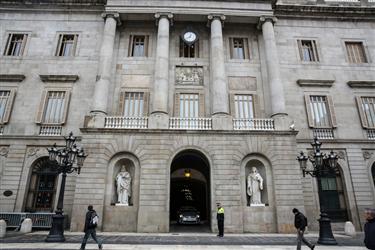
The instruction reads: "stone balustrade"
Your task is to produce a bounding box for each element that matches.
[367,129,375,140]
[39,125,62,136]
[233,118,275,131]
[313,128,335,139]
[105,116,148,129]
[169,117,212,130]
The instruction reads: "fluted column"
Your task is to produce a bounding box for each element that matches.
[259,16,286,116]
[91,13,120,115]
[208,14,229,116]
[152,13,173,115]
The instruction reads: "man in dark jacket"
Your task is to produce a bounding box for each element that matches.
[80,205,102,250]
[293,208,315,250]
[216,203,224,237]
[364,208,375,250]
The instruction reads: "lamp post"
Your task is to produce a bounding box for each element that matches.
[45,132,87,242]
[296,137,338,245]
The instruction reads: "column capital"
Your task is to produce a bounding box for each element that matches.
[155,12,174,26]
[101,12,122,26]
[207,14,226,27]
[257,15,277,30]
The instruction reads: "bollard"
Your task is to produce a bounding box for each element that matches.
[344,221,356,237]
[0,219,6,238]
[20,218,32,233]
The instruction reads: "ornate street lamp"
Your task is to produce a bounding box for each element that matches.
[45,132,87,242]
[296,137,338,245]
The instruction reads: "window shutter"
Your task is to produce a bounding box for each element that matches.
[118,92,126,115]
[174,93,180,116]
[72,34,78,56]
[297,40,303,61]
[4,34,12,55]
[312,40,319,62]
[56,34,63,56]
[20,34,28,56]
[326,95,337,128]
[244,38,250,60]
[198,93,205,117]
[253,94,260,119]
[2,89,16,124]
[143,92,149,116]
[229,38,234,59]
[144,35,149,57]
[128,35,133,57]
[61,91,71,124]
[229,94,235,117]
[36,90,48,124]
[355,96,368,128]
[304,94,315,128]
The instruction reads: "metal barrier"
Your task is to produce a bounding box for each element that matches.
[0,212,54,228]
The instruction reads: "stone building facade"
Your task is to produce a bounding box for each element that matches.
[0,0,374,233]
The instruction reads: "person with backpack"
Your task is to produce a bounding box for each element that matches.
[292,208,315,250]
[80,205,102,250]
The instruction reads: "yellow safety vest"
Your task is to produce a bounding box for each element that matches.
[217,207,224,214]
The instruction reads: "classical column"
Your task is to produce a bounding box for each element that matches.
[259,16,286,117]
[208,14,229,116]
[149,13,173,129]
[91,13,120,116]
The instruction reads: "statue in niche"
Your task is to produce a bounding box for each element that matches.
[116,165,132,206]
[247,167,264,205]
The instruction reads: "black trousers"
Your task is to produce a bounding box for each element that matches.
[217,219,224,236]
[80,228,101,249]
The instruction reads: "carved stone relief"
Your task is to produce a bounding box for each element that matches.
[27,148,40,158]
[363,151,374,160]
[0,147,9,157]
[175,66,203,85]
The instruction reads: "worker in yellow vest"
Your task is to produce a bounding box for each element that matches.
[216,203,224,237]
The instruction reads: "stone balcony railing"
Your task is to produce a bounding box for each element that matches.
[39,125,62,136]
[233,118,275,130]
[169,117,213,130]
[104,116,148,129]
[313,128,335,139]
[367,129,375,140]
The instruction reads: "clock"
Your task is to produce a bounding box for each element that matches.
[182,31,197,44]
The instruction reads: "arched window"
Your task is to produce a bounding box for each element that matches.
[318,166,348,222]
[25,158,58,212]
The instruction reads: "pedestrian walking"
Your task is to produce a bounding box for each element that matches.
[364,208,375,250]
[292,208,315,250]
[216,202,224,237]
[80,205,102,250]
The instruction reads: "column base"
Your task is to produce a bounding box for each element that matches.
[84,113,105,128]
[148,112,169,129]
[212,114,233,130]
[271,113,293,131]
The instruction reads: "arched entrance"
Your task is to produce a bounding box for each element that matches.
[170,150,210,232]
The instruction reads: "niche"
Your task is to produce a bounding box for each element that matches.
[111,158,135,206]
[245,160,268,206]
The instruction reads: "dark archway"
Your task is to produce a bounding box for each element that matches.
[170,150,210,232]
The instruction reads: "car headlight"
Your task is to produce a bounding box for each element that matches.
[197,215,200,218]
[179,214,183,218]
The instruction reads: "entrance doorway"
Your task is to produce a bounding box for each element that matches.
[170,150,210,232]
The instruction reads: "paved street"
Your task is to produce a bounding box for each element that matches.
[0,232,367,250]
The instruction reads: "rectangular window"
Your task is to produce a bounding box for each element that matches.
[0,91,11,122]
[361,97,375,128]
[309,96,331,127]
[179,39,199,58]
[123,92,145,117]
[42,91,66,124]
[234,94,254,119]
[56,34,78,56]
[132,36,146,57]
[229,38,249,59]
[298,40,319,62]
[3,33,28,56]
[345,41,367,63]
[179,93,199,118]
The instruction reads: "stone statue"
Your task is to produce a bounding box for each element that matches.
[247,167,264,205]
[116,165,131,206]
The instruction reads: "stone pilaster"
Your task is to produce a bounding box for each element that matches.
[208,14,232,130]
[149,13,173,129]
[91,12,120,117]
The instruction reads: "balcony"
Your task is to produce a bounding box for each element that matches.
[367,129,375,140]
[39,125,62,136]
[169,117,212,130]
[104,116,148,129]
[233,118,275,130]
[313,128,334,139]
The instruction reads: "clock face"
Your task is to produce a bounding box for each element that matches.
[183,31,197,43]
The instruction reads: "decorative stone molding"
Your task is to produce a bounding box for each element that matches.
[101,12,121,26]
[27,147,40,158]
[155,12,174,26]
[0,74,25,82]
[175,66,203,85]
[207,14,226,27]
[257,16,277,30]
[347,80,375,88]
[297,79,335,87]
[363,151,373,160]
[337,151,345,160]
[39,74,79,83]
[0,147,9,158]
